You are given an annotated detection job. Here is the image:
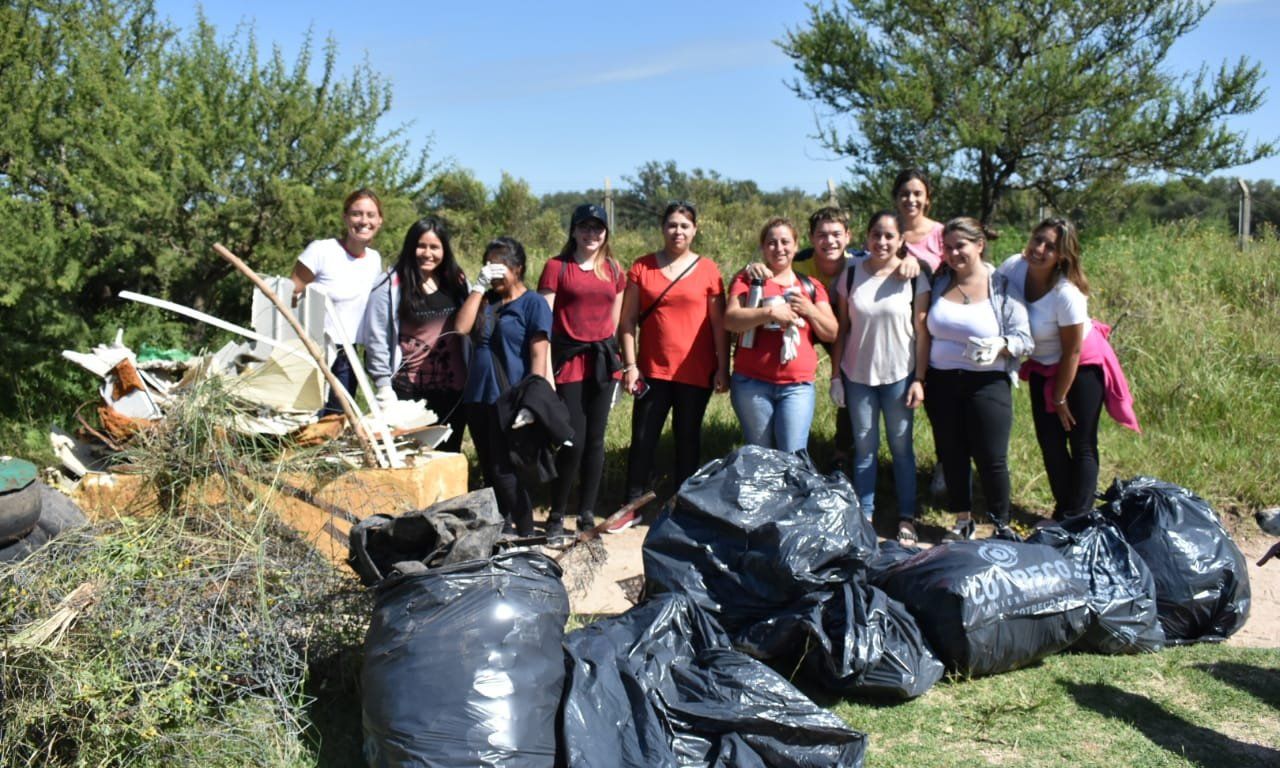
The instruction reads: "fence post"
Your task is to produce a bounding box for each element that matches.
[826,178,838,207]
[1237,178,1251,251]
[604,177,615,232]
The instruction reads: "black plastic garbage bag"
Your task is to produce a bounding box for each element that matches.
[795,580,944,700]
[644,445,875,637]
[0,484,88,564]
[362,552,569,768]
[1098,476,1251,644]
[877,540,1090,677]
[560,593,867,768]
[347,488,503,586]
[1028,512,1165,654]
[643,447,941,699]
[866,540,924,588]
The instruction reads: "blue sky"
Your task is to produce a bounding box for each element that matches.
[155,0,1280,196]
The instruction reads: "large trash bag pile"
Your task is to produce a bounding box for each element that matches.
[1098,476,1251,644]
[645,446,944,699]
[1027,512,1166,654]
[349,460,1254,766]
[350,482,866,768]
[560,593,867,768]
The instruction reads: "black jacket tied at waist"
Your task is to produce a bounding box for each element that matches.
[551,336,623,388]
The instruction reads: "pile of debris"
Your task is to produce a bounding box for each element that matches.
[54,275,452,483]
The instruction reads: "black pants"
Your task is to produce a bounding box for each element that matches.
[626,378,713,500]
[550,378,617,524]
[466,402,534,535]
[1029,366,1104,519]
[923,368,1013,526]
[393,384,466,454]
[833,405,851,458]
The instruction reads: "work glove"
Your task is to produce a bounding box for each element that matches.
[780,323,802,364]
[374,385,397,405]
[829,379,845,408]
[511,407,535,429]
[964,336,1006,366]
[470,263,507,293]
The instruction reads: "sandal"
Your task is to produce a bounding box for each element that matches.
[943,517,976,542]
[896,521,918,546]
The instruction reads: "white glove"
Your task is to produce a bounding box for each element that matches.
[964,336,1007,366]
[829,379,845,408]
[780,323,802,364]
[374,385,397,405]
[511,407,535,429]
[470,263,508,293]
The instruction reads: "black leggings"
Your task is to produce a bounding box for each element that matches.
[466,402,534,535]
[550,378,617,524]
[625,378,713,500]
[923,368,1013,526]
[1029,366,1104,519]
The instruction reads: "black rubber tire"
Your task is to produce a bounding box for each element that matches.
[35,484,87,535]
[0,482,41,544]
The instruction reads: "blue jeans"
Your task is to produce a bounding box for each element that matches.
[730,374,815,453]
[845,375,917,521]
[321,348,358,416]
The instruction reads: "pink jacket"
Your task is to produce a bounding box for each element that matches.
[1019,319,1140,433]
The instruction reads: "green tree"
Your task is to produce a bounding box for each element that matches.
[0,0,428,420]
[782,0,1275,222]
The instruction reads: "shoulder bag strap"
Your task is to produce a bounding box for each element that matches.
[638,256,699,326]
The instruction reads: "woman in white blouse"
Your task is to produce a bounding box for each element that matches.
[997,218,1100,521]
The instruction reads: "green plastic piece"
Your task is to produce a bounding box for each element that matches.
[0,457,37,494]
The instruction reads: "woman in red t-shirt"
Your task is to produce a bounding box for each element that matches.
[537,204,626,537]
[725,217,837,453]
[617,202,729,512]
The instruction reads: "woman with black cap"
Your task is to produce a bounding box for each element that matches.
[536,204,626,536]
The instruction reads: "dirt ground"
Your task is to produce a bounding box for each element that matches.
[562,515,1280,648]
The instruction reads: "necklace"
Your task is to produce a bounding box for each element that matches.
[956,284,972,305]
[659,250,690,275]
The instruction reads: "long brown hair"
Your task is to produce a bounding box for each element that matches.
[1029,217,1089,296]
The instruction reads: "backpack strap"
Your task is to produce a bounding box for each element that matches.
[797,273,818,302]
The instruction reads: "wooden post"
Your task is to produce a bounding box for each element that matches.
[604,177,615,232]
[212,243,379,468]
[826,178,838,207]
[1238,178,1252,251]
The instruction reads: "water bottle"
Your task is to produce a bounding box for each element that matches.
[739,276,765,348]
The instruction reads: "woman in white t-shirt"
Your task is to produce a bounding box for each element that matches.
[997,218,1100,521]
[831,211,930,544]
[289,188,384,415]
